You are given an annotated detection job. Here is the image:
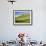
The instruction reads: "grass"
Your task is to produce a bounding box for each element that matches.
[15,14,30,23]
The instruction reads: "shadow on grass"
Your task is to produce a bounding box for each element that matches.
[15,19,30,23]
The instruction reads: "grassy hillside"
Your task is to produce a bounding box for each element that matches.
[15,14,30,23]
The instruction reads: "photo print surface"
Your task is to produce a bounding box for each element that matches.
[13,10,32,25]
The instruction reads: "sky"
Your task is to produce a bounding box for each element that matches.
[15,10,30,15]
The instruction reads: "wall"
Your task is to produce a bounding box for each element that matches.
[0,0,46,42]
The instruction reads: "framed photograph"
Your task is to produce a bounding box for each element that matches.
[13,10,32,25]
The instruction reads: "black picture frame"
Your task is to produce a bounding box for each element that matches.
[13,10,33,26]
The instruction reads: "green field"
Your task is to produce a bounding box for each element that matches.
[15,14,30,23]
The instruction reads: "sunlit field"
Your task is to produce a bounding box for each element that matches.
[15,14,30,23]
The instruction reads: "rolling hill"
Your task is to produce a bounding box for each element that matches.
[15,14,30,23]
